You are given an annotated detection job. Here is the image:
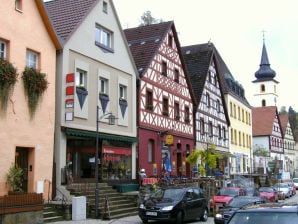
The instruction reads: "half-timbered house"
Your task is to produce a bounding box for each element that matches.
[182,43,230,176]
[124,21,196,178]
[252,106,284,174]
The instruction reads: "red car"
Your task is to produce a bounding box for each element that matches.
[259,187,278,202]
[210,187,246,211]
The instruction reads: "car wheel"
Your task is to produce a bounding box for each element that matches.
[176,211,183,224]
[141,218,148,224]
[200,208,208,222]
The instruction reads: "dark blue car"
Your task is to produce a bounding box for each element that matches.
[139,186,208,224]
[214,196,267,224]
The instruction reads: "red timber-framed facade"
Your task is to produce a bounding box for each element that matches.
[182,44,231,176]
[125,21,196,178]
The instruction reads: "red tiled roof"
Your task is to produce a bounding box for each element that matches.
[279,114,289,137]
[252,106,278,136]
[44,0,98,44]
[124,21,173,76]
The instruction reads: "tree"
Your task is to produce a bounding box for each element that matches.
[139,11,162,26]
[288,106,298,141]
[186,144,222,176]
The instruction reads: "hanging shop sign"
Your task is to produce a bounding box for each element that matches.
[165,134,174,145]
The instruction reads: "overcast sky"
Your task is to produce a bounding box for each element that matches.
[113,0,298,111]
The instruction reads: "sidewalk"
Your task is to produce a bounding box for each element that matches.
[51,215,142,224]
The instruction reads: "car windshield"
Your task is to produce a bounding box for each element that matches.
[228,212,298,224]
[259,187,274,193]
[293,179,298,183]
[151,188,185,201]
[227,197,259,208]
[218,188,238,196]
[274,183,288,188]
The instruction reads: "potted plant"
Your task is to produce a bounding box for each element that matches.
[0,58,18,111]
[6,163,23,192]
[22,67,48,117]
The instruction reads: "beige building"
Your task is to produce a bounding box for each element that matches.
[0,0,60,200]
[44,0,138,198]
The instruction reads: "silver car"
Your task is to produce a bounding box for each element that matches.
[273,183,292,198]
[293,178,298,189]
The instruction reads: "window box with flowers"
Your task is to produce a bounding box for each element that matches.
[99,92,109,113]
[76,85,88,109]
[119,97,128,117]
[0,58,18,111]
[21,67,48,117]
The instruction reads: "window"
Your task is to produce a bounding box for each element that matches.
[260,84,265,92]
[238,106,240,120]
[0,40,7,59]
[200,118,205,135]
[230,102,233,116]
[146,91,153,110]
[206,93,210,107]
[148,139,154,163]
[168,34,173,47]
[216,99,220,112]
[95,25,113,51]
[185,106,190,123]
[26,50,39,69]
[174,102,180,120]
[15,0,22,11]
[242,109,244,122]
[119,85,127,100]
[218,125,222,139]
[262,99,266,106]
[99,77,109,95]
[208,121,213,137]
[76,69,87,89]
[162,61,167,76]
[174,68,179,83]
[162,97,168,116]
[103,1,108,13]
[208,71,212,83]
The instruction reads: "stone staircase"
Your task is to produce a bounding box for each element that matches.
[67,182,139,219]
[43,203,65,223]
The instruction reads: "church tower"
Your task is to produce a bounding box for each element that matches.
[252,38,279,107]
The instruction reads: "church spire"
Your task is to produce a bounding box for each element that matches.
[254,35,276,80]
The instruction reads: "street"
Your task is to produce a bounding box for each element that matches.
[52,193,298,224]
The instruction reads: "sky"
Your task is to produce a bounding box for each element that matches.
[113,0,298,111]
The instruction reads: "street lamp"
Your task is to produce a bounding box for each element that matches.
[95,105,116,218]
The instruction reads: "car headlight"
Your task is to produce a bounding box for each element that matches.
[161,205,174,211]
[139,204,145,209]
[215,213,223,219]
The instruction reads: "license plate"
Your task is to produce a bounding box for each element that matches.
[146,211,157,216]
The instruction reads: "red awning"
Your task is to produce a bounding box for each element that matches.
[103,147,132,155]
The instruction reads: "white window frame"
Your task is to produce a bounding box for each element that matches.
[95,25,113,51]
[75,69,87,89]
[119,85,127,100]
[99,77,109,95]
[26,50,38,69]
[0,40,7,59]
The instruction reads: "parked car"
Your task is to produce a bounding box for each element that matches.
[226,203,298,224]
[214,196,267,224]
[273,183,292,198]
[210,187,247,211]
[259,187,278,202]
[138,186,208,224]
[292,178,298,189]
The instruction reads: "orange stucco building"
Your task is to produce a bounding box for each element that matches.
[0,0,60,200]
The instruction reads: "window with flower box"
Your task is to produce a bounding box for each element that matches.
[0,40,7,59]
[26,50,39,69]
[76,69,87,90]
[99,77,109,95]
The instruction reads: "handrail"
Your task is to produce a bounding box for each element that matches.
[54,186,68,208]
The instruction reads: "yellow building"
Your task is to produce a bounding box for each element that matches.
[0,0,60,200]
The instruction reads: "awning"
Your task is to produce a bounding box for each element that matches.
[64,128,138,143]
[215,150,236,158]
